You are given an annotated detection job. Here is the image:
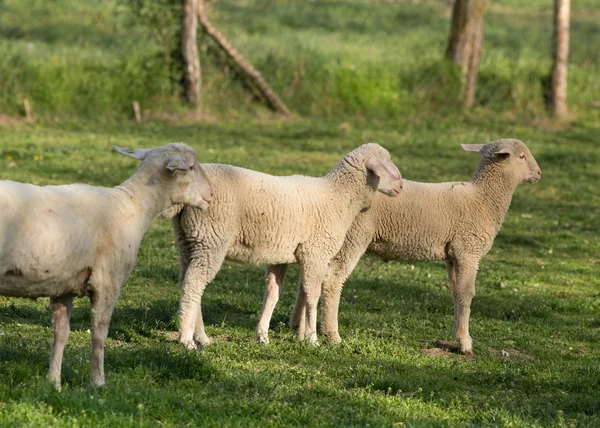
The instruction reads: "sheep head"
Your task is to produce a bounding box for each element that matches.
[462,139,542,185]
[345,143,403,197]
[365,156,403,196]
[114,143,214,210]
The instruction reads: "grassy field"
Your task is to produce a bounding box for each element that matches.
[1,115,599,426]
[1,0,600,426]
[1,0,599,119]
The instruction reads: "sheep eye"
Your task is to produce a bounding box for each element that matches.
[519,154,526,160]
[189,163,196,170]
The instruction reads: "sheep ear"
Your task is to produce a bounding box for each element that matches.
[493,147,512,162]
[461,144,485,153]
[366,157,403,195]
[113,146,151,161]
[366,158,401,181]
[166,158,189,172]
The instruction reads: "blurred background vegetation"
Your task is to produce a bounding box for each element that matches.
[0,0,598,122]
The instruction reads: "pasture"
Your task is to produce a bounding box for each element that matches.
[1,116,598,426]
[1,0,599,426]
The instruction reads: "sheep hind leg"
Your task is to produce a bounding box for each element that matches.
[445,259,460,338]
[178,252,225,349]
[290,282,307,341]
[48,295,74,390]
[90,286,119,387]
[452,259,478,355]
[256,264,288,344]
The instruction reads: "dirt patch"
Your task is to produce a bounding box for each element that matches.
[421,347,452,358]
[0,114,27,125]
[419,340,534,360]
[420,339,469,358]
[490,347,535,360]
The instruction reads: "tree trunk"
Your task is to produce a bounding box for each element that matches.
[446,0,486,109]
[197,0,290,116]
[550,0,570,117]
[182,0,201,109]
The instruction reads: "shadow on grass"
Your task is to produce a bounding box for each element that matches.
[0,275,581,339]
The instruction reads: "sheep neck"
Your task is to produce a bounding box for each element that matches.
[471,163,519,231]
[325,160,376,212]
[114,165,169,233]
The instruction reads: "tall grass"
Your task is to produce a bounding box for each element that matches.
[0,0,598,120]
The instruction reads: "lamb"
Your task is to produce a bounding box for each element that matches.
[291,139,541,354]
[0,143,213,389]
[169,143,403,349]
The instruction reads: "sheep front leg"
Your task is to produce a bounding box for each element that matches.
[452,259,478,355]
[299,262,328,346]
[90,287,119,387]
[256,264,288,344]
[178,252,225,350]
[48,295,74,390]
[319,271,345,344]
[320,236,371,344]
[290,283,307,341]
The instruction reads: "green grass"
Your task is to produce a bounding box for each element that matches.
[1,0,599,425]
[1,114,599,426]
[1,0,599,119]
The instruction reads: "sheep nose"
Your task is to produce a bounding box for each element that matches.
[393,179,403,194]
[537,170,542,177]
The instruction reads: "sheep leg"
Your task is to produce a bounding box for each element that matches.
[453,259,478,355]
[320,235,371,344]
[48,295,74,390]
[290,283,307,341]
[256,264,288,344]
[172,214,190,287]
[299,262,328,346]
[445,259,460,336]
[178,252,225,349]
[90,287,119,387]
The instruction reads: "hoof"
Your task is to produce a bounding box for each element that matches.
[91,377,106,388]
[48,377,62,391]
[181,339,198,351]
[194,335,213,347]
[459,336,473,355]
[255,333,269,344]
[324,332,342,344]
[306,333,320,347]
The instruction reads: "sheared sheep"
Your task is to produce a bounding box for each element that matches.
[292,139,541,354]
[0,143,213,388]
[170,143,403,349]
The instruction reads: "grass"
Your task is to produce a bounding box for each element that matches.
[1,0,599,425]
[1,0,599,119]
[0,114,599,426]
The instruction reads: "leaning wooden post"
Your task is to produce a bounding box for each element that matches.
[197,0,290,116]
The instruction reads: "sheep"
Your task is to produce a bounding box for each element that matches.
[290,139,541,354]
[0,143,213,389]
[169,143,403,349]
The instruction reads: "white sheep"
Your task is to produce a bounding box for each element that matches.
[0,143,213,389]
[170,143,403,349]
[291,139,541,354]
